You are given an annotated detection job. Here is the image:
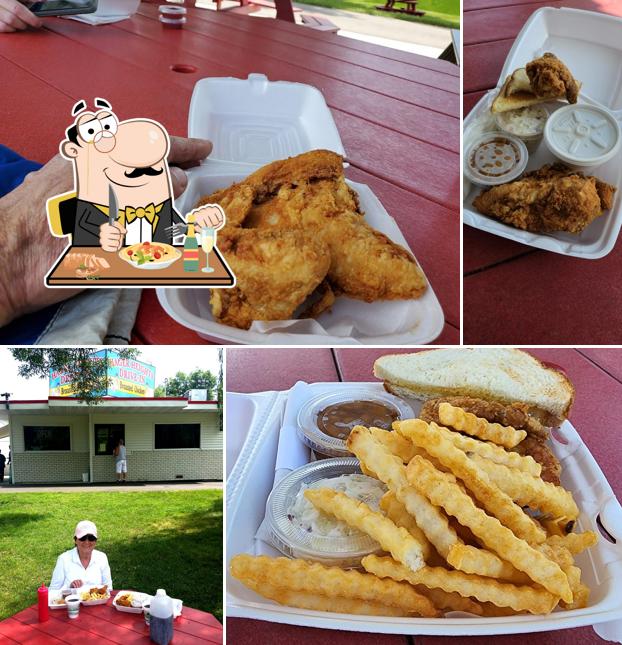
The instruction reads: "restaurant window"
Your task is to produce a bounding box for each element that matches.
[24,426,71,451]
[155,424,200,449]
[95,424,125,456]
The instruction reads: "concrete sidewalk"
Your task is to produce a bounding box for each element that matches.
[196,0,451,57]
[0,481,223,493]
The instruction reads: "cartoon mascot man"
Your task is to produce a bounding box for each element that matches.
[48,98,223,251]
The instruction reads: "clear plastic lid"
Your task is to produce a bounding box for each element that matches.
[544,104,621,166]
[296,387,413,458]
[495,105,549,140]
[464,132,528,186]
[266,458,386,567]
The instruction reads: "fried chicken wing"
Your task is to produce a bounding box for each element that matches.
[473,163,616,234]
[201,150,426,305]
[210,228,330,330]
[513,436,561,486]
[526,53,580,104]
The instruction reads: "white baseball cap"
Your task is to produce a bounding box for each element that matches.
[75,520,98,539]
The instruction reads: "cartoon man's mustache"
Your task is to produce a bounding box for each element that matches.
[124,166,164,178]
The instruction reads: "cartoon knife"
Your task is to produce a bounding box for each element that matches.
[108,184,118,227]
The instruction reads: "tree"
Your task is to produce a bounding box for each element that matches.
[10,348,139,404]
[154,369,217,399]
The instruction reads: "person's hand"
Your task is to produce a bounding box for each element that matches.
[167,136,213,198]
[70,579,83,588]
[99,222,126,252]
[0,0,42,32]
[0,154,82,328]
[190,204,225,231]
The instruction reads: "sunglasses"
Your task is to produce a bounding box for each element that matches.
[78,534,97,542]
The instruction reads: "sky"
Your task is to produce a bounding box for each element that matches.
[0,347,221,453]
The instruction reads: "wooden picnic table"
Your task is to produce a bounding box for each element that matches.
[463,0,622,344]
[0,591,222,644]
[0,2,459,345]
[226,347,622,644]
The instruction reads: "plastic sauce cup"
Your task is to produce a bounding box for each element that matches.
[158,5,186,27]
[495,105,549,152]
[464,132,528,187]
[66,596,80,620]
[544,104,621,169]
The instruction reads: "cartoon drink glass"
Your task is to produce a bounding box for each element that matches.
[200,228,216,273]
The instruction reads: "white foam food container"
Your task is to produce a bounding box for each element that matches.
[48,589,71,609]
[158,74,444,345]
[77,585,110,606]
[112,590,183,616]
[463,8,622,259]
[226,382,622,639]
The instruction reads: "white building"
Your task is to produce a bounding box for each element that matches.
[1,396,222,484]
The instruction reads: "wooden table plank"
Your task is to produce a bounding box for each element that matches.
[47,14,459,151]
[577,349,622,385]
[334,347,427,382]
[463,245,622,345]
[226,348,338,391]
[0,617,68,644]
[151,4,459,87]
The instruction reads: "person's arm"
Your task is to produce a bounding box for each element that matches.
[0,0,42,32]
[0,137,212,329]
[100,553,112,590]
[49,554,66,590]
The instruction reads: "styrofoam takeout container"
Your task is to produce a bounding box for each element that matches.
[112,590,183,616]
[158,74,444,345]
[463,8,622,259]
[226,382,622,638]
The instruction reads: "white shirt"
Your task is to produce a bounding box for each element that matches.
[125,217,152,245]
[50,547,113,590]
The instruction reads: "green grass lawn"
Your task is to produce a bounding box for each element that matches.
[298,0,459,29]
[0,490,222,623]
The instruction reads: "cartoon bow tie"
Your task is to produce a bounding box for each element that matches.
[123,204,157,224]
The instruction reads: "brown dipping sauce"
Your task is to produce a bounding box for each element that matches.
[317,400,399,440]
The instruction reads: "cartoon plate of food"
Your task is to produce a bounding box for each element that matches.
[119,242,182,270]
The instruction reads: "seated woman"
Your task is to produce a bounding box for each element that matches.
[50,520,113,590]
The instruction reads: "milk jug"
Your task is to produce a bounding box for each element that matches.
[149,588,174,645]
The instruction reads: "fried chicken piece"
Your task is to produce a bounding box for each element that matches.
[526,53,580,104]
[210,228,330,330]
[420,396,549,440]
[419,396,561,484]
[513,436,561,485]
[473,163,616,234]
[300,280,336,319]
[200,150,426,303]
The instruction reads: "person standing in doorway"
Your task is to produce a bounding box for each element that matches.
[113,439,127,483]
[0,450,6,483]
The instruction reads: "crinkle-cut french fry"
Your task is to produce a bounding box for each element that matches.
[347,426,460,559]
[359,462,378,479]
[476,602,528,617]
[240,577,412,617]
[546,531,598,555]
[380,491,433,561]
[305,488,425,573]
[560,566,589,610]
[415,586,484,616]
[447,544,532,586]
[230,554,438,616]
[395,419,541,476]
[469,454,579,520]
[537,543,574,569]
[370,427,421,463]
[362,555,559,615]
[398,421,546,544]
[406,456,572,603]
[438,402,527,448]
[370,427,446,472]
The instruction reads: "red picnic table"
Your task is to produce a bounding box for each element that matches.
[226,347,622,645]
[0,591,222,644]
[463,0,622,345]
[0,2,459,345]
